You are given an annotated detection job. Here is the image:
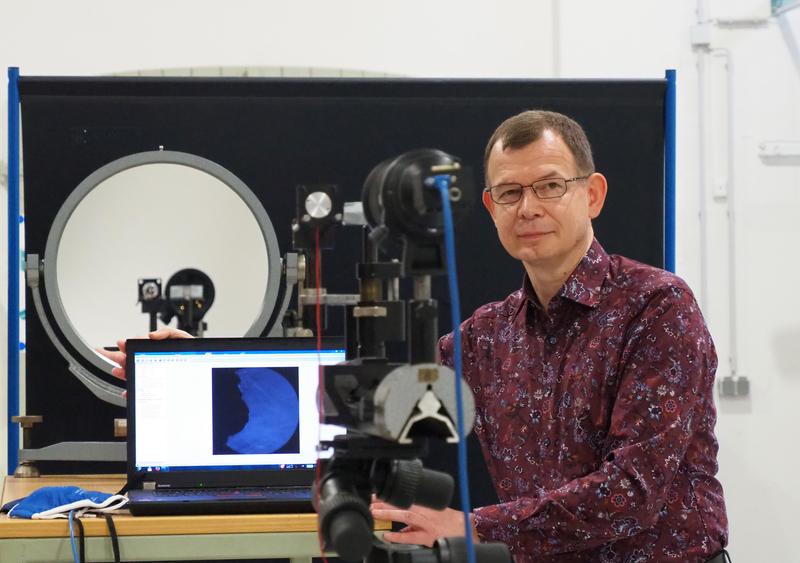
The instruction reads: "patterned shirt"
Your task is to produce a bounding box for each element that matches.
[439,239,728,562]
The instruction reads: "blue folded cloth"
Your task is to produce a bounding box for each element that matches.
[4,486,128,519]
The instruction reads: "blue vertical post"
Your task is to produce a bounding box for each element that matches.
[664,69,677,273]
[7,67,20,474]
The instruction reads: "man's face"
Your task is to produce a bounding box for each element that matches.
[483,130,607,270]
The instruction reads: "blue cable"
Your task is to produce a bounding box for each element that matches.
[68,510,79,563]
[8,66,21,474]
[664,69,677,272]
[430,173,477,563]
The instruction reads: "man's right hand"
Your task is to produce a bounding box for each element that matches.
[96,327,193,381]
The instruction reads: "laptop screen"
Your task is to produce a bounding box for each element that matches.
[128,338,346,478]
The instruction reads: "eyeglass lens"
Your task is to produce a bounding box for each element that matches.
[491,178,567,204]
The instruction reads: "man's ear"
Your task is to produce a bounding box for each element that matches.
[586,173,608,219]
[482,190,496,221]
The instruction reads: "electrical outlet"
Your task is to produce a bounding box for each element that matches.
[736,375,750,396]
[719,376,736,397]
[718,375,750,397]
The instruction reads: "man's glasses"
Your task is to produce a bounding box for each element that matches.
[484,175,591,205]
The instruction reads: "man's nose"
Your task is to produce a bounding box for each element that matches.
[517,187,544,217]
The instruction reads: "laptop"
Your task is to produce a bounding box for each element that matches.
[125,336,346,516]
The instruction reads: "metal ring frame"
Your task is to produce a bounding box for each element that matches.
[36,150,282,401]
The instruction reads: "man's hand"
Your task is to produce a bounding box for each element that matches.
[95,327,193,381]
[370,500,479,548]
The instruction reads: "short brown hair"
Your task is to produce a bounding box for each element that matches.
[484,110,595,183]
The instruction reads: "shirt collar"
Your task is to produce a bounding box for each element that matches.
[516,238,610,318]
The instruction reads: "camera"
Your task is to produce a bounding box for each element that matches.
[288,149,511,563]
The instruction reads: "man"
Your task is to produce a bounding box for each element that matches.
[370,110,729,562]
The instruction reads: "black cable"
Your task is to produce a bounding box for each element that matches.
[74,515,86,563]
[105,513,121,563]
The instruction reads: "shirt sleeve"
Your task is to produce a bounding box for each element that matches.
[438,316,476,378]
[469,286,718,557]
[438,312,492,409]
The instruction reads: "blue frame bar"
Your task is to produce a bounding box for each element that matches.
[664,69,677,272]
[7,67,20,474]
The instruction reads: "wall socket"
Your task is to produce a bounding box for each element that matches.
[718,375,750,397]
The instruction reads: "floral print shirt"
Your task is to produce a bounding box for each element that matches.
[439,239,728,562]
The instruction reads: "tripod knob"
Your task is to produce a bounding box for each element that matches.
[435,537,513,563]
[374,458,453,510]
[318,486,374,562]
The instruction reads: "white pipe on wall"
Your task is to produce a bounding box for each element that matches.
[717,47,740,378]
[710,45,741,379]
[695,0,710,313]
[696,0,740,379]
[776,6,800,78]
[552,0,561,77]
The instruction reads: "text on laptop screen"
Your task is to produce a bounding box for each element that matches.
[133,347,346,472]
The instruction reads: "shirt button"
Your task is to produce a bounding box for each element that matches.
[547,336,557,345]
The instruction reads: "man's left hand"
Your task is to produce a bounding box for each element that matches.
[370,500,479,547]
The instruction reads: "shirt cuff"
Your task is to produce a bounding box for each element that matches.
[472,506,498,543]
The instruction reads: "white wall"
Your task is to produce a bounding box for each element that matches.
[701,9,800,559]
[2,1,798,560]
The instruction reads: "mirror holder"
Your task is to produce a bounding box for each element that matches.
[20,151,289,468]
[26,253,126,406]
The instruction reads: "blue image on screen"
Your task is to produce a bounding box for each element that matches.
[212,366,300,455]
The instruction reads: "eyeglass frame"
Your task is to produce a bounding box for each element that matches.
[484,174,592,204]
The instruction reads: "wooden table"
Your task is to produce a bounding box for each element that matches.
[0,474,386,562]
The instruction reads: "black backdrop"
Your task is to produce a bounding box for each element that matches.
[18,77,666,509]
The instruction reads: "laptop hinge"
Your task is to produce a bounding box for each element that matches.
[143,481,157,490]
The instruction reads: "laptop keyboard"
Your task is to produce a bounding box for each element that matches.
[145,486,311,501]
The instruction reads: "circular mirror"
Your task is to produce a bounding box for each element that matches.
[43,151,282,378]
